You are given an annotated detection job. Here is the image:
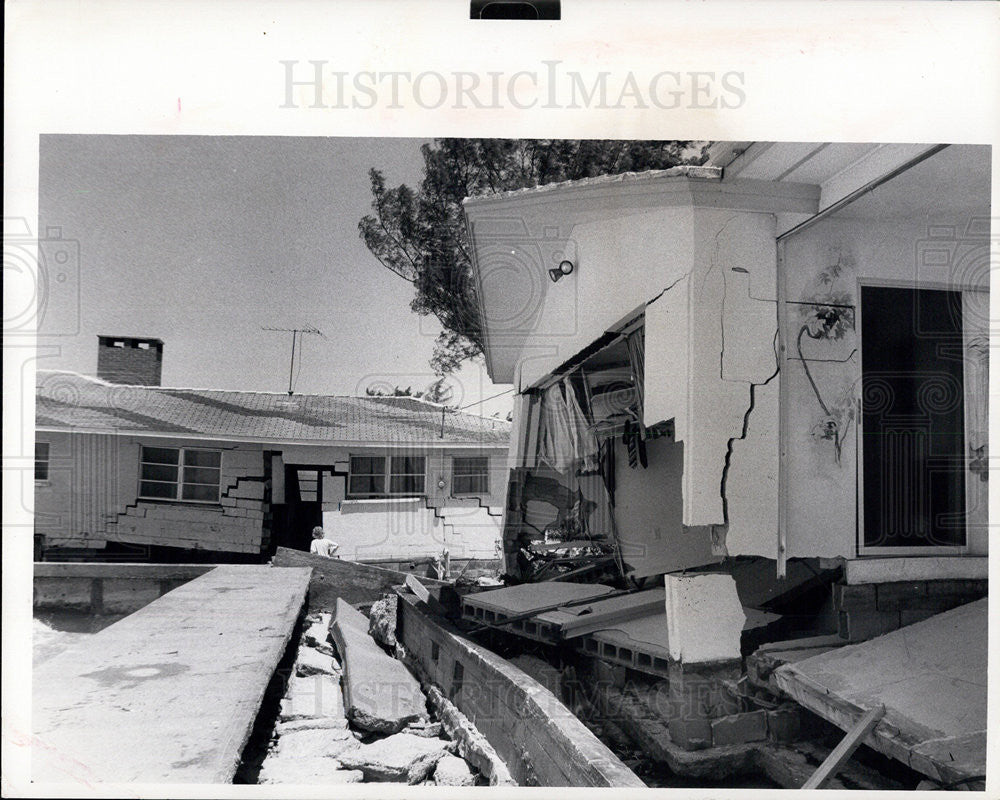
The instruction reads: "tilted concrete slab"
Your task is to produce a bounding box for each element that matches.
[771,599,987,785]
[32,564,311,784]
[461,581,615,621]
[330,597,427,734]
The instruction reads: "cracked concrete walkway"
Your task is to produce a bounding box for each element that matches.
[31,565,311,784]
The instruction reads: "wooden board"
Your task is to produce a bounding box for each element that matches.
[32,565,311,783]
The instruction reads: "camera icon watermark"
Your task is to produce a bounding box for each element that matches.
[3,217,81,337]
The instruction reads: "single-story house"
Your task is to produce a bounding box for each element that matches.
[465,142,988,636]
[35,360,510,564]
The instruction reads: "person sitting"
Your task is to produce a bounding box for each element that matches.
[309,526,339,558]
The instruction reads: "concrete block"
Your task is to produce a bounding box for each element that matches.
[926,579,988,597]
[833,582,877,611]
[838,610,901,641]
[664,573,745,663]
[766,707,803,743]
[710,709,767,746]
[875,581,927,611]
[232,482,265,500]
[667,717,713,751]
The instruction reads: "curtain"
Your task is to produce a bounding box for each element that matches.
[563,377,600,473]
[536,383,576,473]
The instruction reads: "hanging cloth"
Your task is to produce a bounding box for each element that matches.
[536,382,576,474]
[625,329,646,436]
[563,377,600,473]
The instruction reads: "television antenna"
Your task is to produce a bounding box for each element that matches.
[261,326,325,395]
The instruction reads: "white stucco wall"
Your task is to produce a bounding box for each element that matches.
[781,213,990,559]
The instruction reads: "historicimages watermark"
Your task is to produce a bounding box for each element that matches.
[279,60,745,111]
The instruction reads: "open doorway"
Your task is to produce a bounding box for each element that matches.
[859,284,967,552]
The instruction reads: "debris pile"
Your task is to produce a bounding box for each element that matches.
[258,601,486,786]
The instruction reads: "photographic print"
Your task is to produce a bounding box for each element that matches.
[4,2,998,796]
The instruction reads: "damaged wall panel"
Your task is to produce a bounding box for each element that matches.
[644,210,781,559]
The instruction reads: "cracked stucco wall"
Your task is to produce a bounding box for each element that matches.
[781,214,990,559]
[645,209,781,558]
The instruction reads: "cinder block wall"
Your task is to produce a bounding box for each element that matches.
[396,593,644,788]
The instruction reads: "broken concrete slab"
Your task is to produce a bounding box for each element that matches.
[279,673,344,721]
[303,613,334,654]
[258,756,363,785]
[275,716,348,735]
[294,645,340,677]
[274,727,358,759]
[433,753,477,786]
[461,581,615,621]
[664,573,746,663]
[368,595,398,648]
[331,597,426,734]
[337,732,449,783]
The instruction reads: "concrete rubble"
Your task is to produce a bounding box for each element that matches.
[367,595,398,648]
[255,604,484,786]
[433,753,477,786]
[337,731,450,783]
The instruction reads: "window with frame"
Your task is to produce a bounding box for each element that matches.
[139,446,222,503]
[348,455,426,498]
[35,441,50,481]
[452,456,490,495]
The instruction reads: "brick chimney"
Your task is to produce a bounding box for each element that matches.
[97,336,164,386]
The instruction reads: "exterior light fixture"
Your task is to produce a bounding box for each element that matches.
[549,259,574,283]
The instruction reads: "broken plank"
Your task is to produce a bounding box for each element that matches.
[802,704,885,789]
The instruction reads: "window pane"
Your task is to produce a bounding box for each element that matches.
[453,475,488,494]
[141,463,179,482]
[35,442,50,480]
[183,466,220,484]
[350,456,385,475]
[140,481,177,499]
[182,483,219,502]
[142,446,179,465]
[391,455,425,475]
[183,449,221,468]
[390,474,425,495]
[349,474,385,496]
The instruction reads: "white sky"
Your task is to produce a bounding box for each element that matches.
[36,135,514,418]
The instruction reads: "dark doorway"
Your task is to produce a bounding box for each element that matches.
[271,467,323,553]
[860,285,966,550]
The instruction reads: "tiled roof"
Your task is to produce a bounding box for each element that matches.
[36,371,511,446]
[461,165,721,205]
